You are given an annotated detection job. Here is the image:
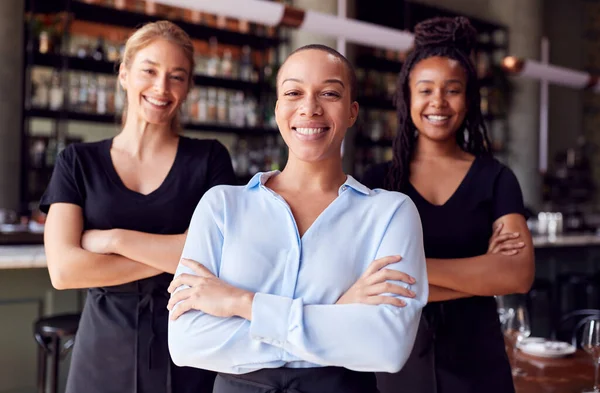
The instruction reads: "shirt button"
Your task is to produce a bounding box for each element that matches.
[341,185,347,192]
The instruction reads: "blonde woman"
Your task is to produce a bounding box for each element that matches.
[41,21,235,392]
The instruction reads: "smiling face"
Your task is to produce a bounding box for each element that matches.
[119,38,191,127]
[409,56,468,143]
[275,49,358,163]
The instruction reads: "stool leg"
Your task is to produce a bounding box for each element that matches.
[37,342,47,393]
[50,336,60,393]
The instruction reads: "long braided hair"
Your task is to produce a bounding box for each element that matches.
[385,16,492,191]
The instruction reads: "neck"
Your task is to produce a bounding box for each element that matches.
[115,115,177,159]
[413,134,464,161]
[274,154,347,193]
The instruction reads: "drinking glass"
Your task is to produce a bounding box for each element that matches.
[502,304,531,376]
[581,319,600,393]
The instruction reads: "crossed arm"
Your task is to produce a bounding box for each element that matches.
[45,203,185,289]
[427,213,535,302]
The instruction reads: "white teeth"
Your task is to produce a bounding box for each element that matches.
[145,96,169,106]
[295,127,327,135]
[426,115,449,121]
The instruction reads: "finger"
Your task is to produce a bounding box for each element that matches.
[492,222,503,238]
[500,250,519,256]
[168,273,202,293]
[367,268,415,285]
[363,255,402,277]
[489,233,521,251]
[167,287,193,310]
[170,300,195,320]
[366,282,416,298]
[492,241,525,254]
[497,242,525,251]
[365,296,406,307]
[180,259,214,277]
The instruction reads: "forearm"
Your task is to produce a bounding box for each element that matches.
[113,230,186,274]
[47,245,162,290]
[428,285,472,302]
[427,252,534,296]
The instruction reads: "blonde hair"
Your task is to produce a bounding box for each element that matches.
[119,21,195,133]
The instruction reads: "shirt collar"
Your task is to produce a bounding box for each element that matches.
[245,171,280,189]
[246,171,371,196]
[343,175,371,195]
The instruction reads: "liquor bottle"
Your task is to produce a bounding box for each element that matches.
[97,76,107,114]
[206,37,220,77]
[92,37,105,61]
[240,46,252,82]
[48,72,64,111]
[221,49,233,78]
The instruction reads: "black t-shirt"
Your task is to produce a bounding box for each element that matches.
[40,136,235,234]
[362,155,524,392]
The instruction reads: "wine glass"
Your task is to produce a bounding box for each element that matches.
[581,319,600,393]
[502,304,531,376]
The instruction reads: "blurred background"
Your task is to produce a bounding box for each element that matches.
[1,0,600,392]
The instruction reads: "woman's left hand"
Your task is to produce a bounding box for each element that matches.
[167,259,254,320]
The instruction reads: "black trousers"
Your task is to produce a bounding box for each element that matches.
[213,367,379,393]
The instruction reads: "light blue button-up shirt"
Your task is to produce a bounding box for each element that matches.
[168,171,428,374]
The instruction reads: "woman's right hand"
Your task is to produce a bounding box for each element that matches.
[336,255,416,307]
[488,222,525,255]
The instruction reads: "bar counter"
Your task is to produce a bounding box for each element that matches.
[1,233,600,270]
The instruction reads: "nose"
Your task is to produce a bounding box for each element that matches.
[430,89,446,108]
[153,74,168,94]
[299,93,323,117]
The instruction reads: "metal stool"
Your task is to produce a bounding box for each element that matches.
[33,313,80,393]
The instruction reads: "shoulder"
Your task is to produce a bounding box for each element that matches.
[57,139,109,167]
[200,183,247,205]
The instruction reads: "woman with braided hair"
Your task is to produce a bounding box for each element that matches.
[362,16,534,393]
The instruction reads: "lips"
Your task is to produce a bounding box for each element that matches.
[143,95,172,108]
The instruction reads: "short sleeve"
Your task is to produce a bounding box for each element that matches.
[39,146,85,213]
[207,141,236,187]
[492,166,525,221]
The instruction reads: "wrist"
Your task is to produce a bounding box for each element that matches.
[108,229,123,254]
[233,290,255,320]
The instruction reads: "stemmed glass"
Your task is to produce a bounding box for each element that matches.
[581,319,600,393]
[502,304,531,376]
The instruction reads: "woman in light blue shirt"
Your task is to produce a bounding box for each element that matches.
[167,44,428,393]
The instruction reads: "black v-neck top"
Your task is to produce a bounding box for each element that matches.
[361,156,524,393]
[40,136,235,234]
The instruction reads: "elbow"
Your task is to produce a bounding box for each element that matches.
[378,345,409,373]
[168,322,191,367]
[46,250,82,290]
[511,255,535,295]
[47,260,72,290]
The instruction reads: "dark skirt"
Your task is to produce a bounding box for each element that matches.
[65,274,216,393]
[213,367,379,393]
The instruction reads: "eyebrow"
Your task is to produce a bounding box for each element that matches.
[281,78,345,88]
[141,59,189,74]
[416,79,464,86]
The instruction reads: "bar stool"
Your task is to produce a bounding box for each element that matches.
[555,309,600,346]
[33,313,80,393]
